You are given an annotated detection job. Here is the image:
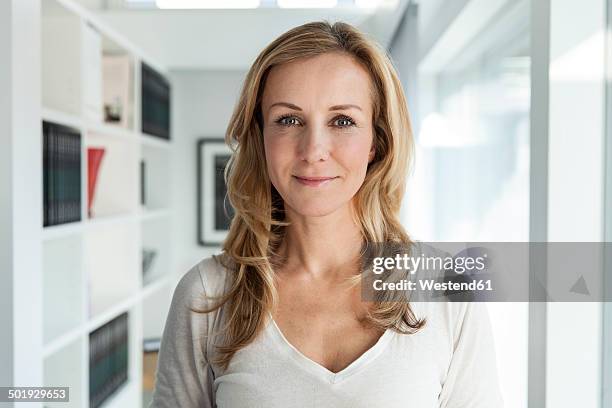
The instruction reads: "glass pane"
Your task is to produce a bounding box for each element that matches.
[414,2,530,242]
[411,1,531,407]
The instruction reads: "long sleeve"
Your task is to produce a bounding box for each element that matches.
[438,302,504,407]
[149,264,215,408]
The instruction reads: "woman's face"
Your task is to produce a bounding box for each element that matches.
[261,52,375,218]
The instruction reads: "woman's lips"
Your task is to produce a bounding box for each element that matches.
[292,175,338,187]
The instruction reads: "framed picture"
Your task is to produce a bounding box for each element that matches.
[197,138,235,246]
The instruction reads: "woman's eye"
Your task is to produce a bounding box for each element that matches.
[334,116,356,127]
[276,116,301,127]
[274,115,355,128]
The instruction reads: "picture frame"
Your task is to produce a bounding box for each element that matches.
[197,138,235,247]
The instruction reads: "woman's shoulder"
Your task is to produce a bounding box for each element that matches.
[408,240,493,332]
[173,253,234,307]
[411,300,493,353]
[198,253,234,296]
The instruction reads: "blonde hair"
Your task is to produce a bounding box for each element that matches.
[194,20,425,370]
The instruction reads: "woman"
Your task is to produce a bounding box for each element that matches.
[150,21,503,408]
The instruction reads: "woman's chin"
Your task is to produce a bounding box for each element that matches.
[286,201,346,218]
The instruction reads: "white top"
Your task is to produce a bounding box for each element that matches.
[149,254,504,408]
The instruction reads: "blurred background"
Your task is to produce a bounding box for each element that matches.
[1,0,611,407]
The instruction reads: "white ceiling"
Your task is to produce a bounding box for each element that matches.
[73,0,409,70]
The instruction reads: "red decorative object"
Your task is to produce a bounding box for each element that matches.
[87,147,106,218]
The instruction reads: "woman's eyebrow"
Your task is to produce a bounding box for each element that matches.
[269,102,302,111]
[268,102,362,112]
[329,104,362,112]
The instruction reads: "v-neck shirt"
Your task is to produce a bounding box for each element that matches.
[266,312,395,384]
[149,254,504,408]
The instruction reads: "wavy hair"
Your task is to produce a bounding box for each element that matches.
[193,20,425,370]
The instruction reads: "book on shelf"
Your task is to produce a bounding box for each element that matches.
[43,121,82,227]
[87,147,106,218]
[89,312,129,408]
[140,159,146,207]
[141,62,171,140]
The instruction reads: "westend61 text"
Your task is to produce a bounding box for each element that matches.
[373,279,493,292]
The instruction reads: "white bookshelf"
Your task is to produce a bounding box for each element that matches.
[39,0,175,407]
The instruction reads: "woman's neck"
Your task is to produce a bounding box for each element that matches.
[278,204,363,282]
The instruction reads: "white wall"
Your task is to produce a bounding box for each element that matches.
[170,70,246,275]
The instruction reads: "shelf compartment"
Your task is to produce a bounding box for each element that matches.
[43,235,84,347]
[140,144,171,212]
[84,20,135,129]
[85,222,140,320]
[141,215,171,287]
[102,52,135,131]
[142,278,172,342]
[86,131,139,219]
[93,302,144,408]
[41,0,83,117]
[44,336,84,408]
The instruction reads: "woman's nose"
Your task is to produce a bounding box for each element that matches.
[298,124,330,163]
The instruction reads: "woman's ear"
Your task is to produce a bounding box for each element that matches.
[368,144,376,163]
